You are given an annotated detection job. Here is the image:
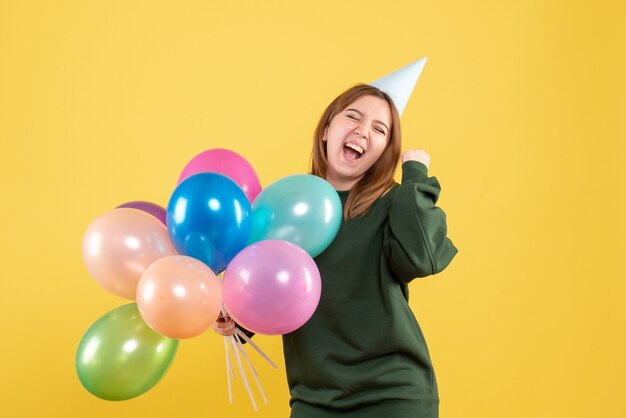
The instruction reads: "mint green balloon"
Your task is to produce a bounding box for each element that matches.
[250,174,342,257]
[76,303,179,401]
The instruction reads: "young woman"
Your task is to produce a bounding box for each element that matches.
[215,84,457,418]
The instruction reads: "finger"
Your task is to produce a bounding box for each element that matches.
[215,322,234,330]
[215,323,236,334]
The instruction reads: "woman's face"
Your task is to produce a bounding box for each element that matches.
[323,94,392,190]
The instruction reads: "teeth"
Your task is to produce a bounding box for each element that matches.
[345,143,364,154]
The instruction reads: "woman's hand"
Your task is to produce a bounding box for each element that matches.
[402,149,430,168]
[212,312,236,337]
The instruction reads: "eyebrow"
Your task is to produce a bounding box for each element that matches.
[345,108,390,132]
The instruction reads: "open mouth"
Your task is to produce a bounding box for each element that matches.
[343,143,364,161]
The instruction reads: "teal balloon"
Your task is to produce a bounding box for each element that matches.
[76,303,179,401]
[249,174,342,257]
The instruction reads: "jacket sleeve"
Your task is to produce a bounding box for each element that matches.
[383,161,458,283]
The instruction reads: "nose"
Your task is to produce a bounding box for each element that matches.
[353,122,369,139]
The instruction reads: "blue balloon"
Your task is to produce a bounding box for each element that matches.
[167,173,252,273]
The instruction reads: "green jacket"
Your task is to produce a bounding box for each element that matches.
[283,161,458,418]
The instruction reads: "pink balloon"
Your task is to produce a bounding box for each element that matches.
[177,148,262,203]
[136,256,222,339]
[222,240,321,335]
[82,208,178,300]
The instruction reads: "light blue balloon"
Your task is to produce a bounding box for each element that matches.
[249,174,342,257]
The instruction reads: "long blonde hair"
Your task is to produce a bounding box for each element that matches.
[311,84,402,219]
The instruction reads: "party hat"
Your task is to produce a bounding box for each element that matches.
[369,57,427,117]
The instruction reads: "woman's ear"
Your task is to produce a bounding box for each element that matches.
[323,126,328,142]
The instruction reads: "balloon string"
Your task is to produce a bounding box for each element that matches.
[234,333,258,376]
[223,336,233,404]
[235,328,278,369]
[234,333,268,405]
[230,335,258,412]
[220,304,236,382]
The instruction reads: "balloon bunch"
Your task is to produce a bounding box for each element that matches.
[76,149,342,406]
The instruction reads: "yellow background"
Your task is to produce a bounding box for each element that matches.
[1,1,624,417]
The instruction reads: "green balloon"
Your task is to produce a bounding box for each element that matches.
[249,174,342,257]
[76,303,179,401]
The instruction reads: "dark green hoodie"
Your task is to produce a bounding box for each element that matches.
[282,161,458,418]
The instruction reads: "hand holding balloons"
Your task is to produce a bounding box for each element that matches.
[79,148,338,405]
